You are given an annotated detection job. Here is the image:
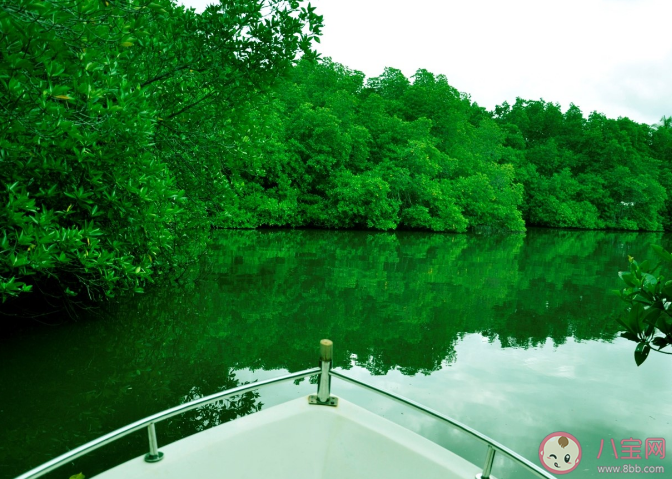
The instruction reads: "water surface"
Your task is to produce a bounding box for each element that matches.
[1,228,670,478]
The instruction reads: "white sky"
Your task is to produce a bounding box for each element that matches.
[179,0,672,125]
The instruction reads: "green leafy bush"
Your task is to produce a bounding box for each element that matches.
[615,245,672,365]
[1,0,183,304]
[0,0,323,308]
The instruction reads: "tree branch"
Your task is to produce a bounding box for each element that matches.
[141,63,205,88]
[165,91,216,120]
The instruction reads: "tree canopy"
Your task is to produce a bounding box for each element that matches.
[216,60,526,232]
[0,0,322,309]
[494,101,669,230]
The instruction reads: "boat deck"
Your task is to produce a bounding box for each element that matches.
[94,396,484,479]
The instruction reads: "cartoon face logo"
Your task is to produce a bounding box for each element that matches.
[539,432,582,474]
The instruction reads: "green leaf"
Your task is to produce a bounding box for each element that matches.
[662,281,672,298]
[641,306,661,327]
[627,304,645,332]
[618,271,638,287]
[620,331,639,342]
[651,245,672,264]
[69,473,85,479]
[632,292,653,305]
[641,273,658,294]
[655,314,672,336]
[634,342,650,366]
[651,337,669,349]
[616,316,636,335]
[638,260,652,274]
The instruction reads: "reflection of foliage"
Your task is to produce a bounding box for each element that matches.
[0,353,261,479]
[615,245,672,365]
[169,386,261,435]
[108,228,660,373]
[1,228,663,478]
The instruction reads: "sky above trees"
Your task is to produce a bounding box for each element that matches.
[179,0,672,125]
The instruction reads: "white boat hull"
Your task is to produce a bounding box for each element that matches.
[95,396,484,479]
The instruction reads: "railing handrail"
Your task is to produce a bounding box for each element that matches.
[14,367,321,479]
[330,370,556,479]
[15,362,556,479]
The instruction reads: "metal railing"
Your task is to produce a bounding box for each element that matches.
[329,370,556,479]
[15,339,556,479]
[14,367,320,479]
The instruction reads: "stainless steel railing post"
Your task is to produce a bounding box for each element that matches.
[317,339,333,402]
[144,422,164,463]
[309,339,338,406]
[476,445,496,479]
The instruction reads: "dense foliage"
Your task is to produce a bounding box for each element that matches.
[616,245,672,365]
[2,1,671,311]
[217,61,526,232]
[0,0,322,308]
[494,101,671,231]
[215,61,671,234]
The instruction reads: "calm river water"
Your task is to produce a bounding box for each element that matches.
[1,228,671,479]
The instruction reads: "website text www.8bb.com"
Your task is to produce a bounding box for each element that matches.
[597,464,665,474]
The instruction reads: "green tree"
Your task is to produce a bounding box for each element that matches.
[494,98,669,231]
[652,116,672,230]
[0,0,323,310]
